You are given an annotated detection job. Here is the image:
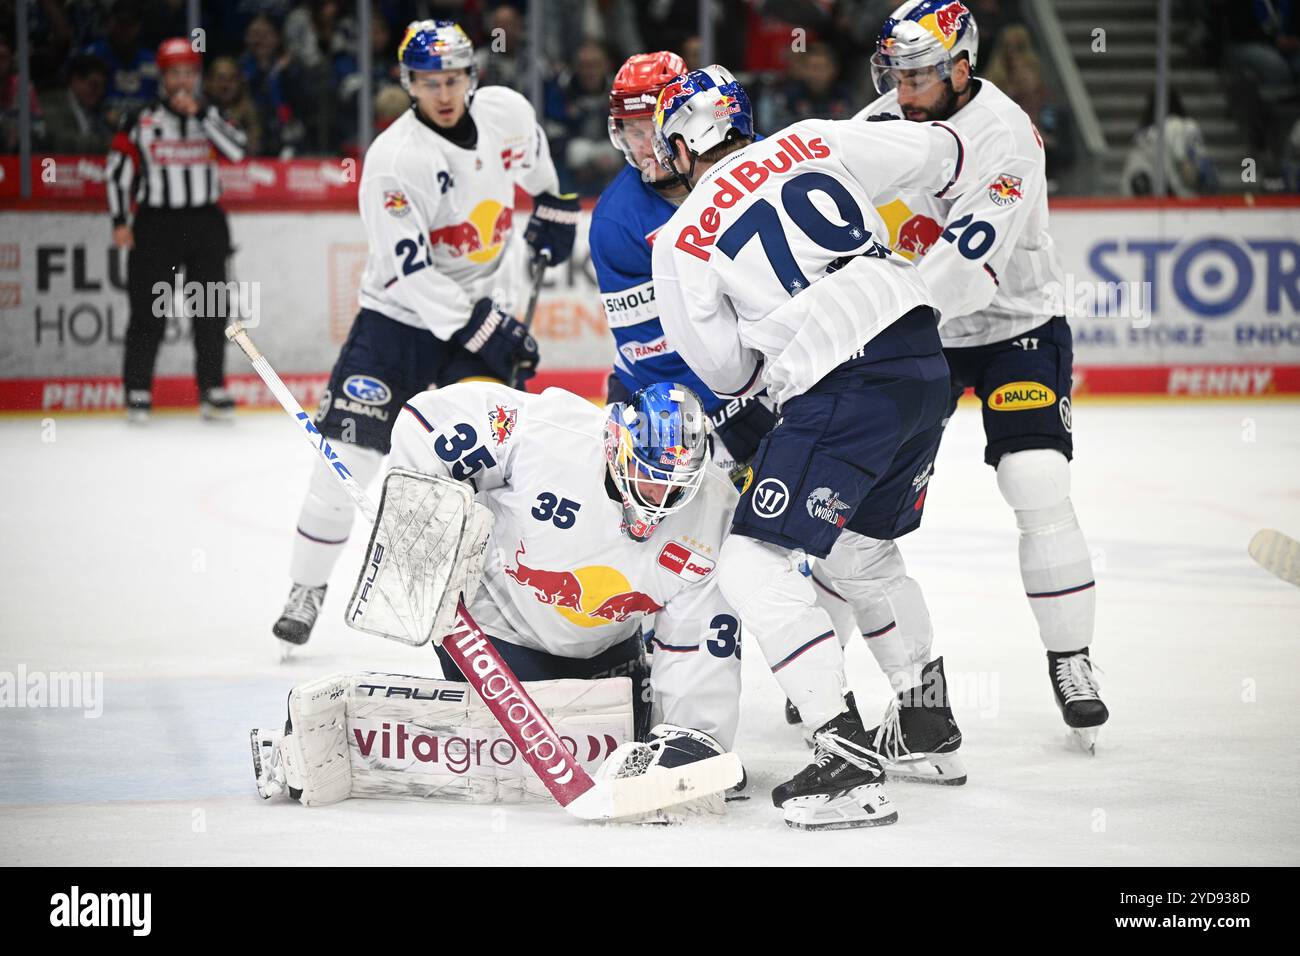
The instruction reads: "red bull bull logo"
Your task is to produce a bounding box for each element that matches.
[503,542,663,628]
[897,213,943,258]
[920,1,969,47]
[428,199,513,263]
[988,172,1024,207]
[654,77,697,129]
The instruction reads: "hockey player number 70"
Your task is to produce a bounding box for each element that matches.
[224,321,742,821]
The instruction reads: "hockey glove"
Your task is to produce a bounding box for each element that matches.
[524,192,580,265]
[711,394,778,465]
[452,298,540,387]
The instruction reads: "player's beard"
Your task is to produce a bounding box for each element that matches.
[904,80,958,123]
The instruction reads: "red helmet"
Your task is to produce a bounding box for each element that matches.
[609,51,686,119]
[157,37,202,72]
[609,51,686,170]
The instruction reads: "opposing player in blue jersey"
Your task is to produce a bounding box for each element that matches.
[591,51,777,475]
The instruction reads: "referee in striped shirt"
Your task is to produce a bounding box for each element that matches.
[108,37,247,423]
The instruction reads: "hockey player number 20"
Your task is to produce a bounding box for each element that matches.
[717,171,873,296]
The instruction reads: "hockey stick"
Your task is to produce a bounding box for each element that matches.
[1249,529,1300,588]
[225,321,742,820]
[509,250,549,390]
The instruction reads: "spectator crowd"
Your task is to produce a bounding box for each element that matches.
[0,0,1167,196]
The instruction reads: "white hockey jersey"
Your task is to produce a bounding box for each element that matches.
[356,87,559,338]
[854,80,1065,347]
[388,382,743,747]
[653,118,970,406]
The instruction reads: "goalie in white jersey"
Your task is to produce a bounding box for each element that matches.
[859,1,1107,751]
[271,21,580,648]
[652,66,972,829]
[393,381,742,754]
[250,380,744,811]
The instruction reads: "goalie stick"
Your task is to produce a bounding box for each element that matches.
[225,321,741,820]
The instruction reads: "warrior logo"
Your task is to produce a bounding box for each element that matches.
[752,478,790,519]
[806,487,850,527]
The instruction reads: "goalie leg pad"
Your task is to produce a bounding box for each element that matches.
[253,671,635,806]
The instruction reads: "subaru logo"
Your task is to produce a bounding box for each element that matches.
[342,375,392,407]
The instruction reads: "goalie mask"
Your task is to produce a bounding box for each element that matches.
[604,383,709,542]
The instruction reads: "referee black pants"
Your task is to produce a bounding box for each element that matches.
[123,205,233,396]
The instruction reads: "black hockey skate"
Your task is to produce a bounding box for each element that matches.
[273,583,327,649]
[867,657,967,785]
[772,699,897,830]
[200,387,236,422]
[126,390,151,425]
[1048,648,1109,754]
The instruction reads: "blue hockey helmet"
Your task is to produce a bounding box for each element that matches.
[398,20,478,104]
[652,66,753,182]
[871,1,979,95]
[604,383,710,542]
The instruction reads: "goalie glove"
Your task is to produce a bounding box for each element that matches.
[524,192,580,265]
[451,298,539,386]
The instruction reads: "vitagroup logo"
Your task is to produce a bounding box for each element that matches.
[50,886,151,936]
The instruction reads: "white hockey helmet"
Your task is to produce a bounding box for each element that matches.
[870,0,980,95]
[398,19,478,105]
[652,65,754,181]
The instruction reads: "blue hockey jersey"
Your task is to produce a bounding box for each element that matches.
[589,165,724,410]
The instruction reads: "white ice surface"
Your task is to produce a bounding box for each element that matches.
[2,399,1298,866]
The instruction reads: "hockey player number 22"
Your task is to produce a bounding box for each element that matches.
[716,172,873,296]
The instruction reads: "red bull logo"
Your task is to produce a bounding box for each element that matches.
[713,94,740,119]
[659,443,691,466]
[988,172,1024,207]
[384,189,411,218]
[658,78,695,112]
[897,213,943,257]
[504,543,584,611]
[428,199,513,263]
[920,1,969,47]
[503,542,663,628]
[489,404,517,446]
